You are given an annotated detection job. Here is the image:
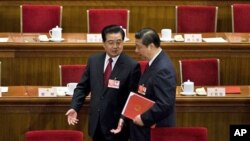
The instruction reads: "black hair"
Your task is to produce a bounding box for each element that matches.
[101,25,125,42]
[135,28,160,47]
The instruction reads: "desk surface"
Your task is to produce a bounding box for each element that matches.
[1,32,250,86]
[2,86,250,102]
[1,32,250,44]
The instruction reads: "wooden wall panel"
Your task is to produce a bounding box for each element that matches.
[0,0,249,33]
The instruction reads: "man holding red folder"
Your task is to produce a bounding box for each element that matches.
[112,28,176,141]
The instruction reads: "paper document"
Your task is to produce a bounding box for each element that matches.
[0,87,8,93]
[202,37,227,43]
[0,38,9,42]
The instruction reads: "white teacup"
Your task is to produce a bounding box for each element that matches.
[181,80,194,93]
[161,28,172,41]
[49,26,62,40]
[67,82,78,94]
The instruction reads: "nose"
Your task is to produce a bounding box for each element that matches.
[112,44,119,49]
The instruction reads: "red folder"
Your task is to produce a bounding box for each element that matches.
[122,92,155,120]
[225,86,241,94]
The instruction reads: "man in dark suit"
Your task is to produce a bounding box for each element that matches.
[112,27,176,141]
[131,28,176,141]
[66,25,141,141]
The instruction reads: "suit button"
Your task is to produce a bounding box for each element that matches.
[100,96,104,100]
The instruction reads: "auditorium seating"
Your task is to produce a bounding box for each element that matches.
[231,4,250,32]
[176,5,218,33]
[59,64,86,86]
[25,130,83,141]
[151,127,208,141]
[20,4,63,33]
[87,9,130,33]
[179,58,220,86]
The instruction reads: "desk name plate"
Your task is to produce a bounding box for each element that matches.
[207,87,226,96]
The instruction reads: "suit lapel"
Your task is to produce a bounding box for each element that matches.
[140,51,164,85]
[97,53,106,89]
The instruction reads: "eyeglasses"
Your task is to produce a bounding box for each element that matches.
[105,39,123,46]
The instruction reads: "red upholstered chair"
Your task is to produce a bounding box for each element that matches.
[87,9,130,33]
[151,127,208,141]
[20,4,63,33]
[179,58,220,86]
[25,130,83,141]
[59,64,86,86]
[231,4,250,32]
[176,5,218,33]
[138,61,148,74]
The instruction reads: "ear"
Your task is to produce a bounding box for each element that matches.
[148,43,155,49]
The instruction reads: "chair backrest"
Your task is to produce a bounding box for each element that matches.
[87,9,130,33]
[151,127,208,141]
[138,61,148,74]
[20,4,63,33]
[25,130,83,141]
[179,58,220,86]
[59,64,86,86]
[176,5,218,33]
[231,4,250,32]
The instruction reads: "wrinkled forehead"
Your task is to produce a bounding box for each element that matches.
[106,33,123,40]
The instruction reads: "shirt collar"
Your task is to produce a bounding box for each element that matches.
[148,48,162,66]
[104,54,120,70]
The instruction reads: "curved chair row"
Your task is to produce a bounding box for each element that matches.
[20,4,250,33]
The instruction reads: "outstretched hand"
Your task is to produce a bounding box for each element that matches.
[65,109,79,125]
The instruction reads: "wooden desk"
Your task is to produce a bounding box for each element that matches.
[1,86,250,141]
[0,33,250,86]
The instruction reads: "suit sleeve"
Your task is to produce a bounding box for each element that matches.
[128,63,141,93]
[70,59,91,112]
[141,69,176,126]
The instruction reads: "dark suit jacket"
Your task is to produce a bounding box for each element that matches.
[70,52,140,139]
[130,51,176,141]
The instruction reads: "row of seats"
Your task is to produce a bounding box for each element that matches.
[24,127,208,141]
[60,58,220,87]
[20,4,129,33]
[0,58,219,87]
[20,4,250,33]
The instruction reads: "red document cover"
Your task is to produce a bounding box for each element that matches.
[225,86,241,94]
[122,92,155,120]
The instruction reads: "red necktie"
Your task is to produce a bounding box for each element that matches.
[104,58,113,86]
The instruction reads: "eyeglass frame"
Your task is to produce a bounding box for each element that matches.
[105,39,124,46]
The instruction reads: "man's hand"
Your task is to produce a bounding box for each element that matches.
[110,118,124,134]
[65,109,79,125]
[133,115,144,126]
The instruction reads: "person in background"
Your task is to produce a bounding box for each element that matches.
[66,25,141,141]
[111,28,176,141]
